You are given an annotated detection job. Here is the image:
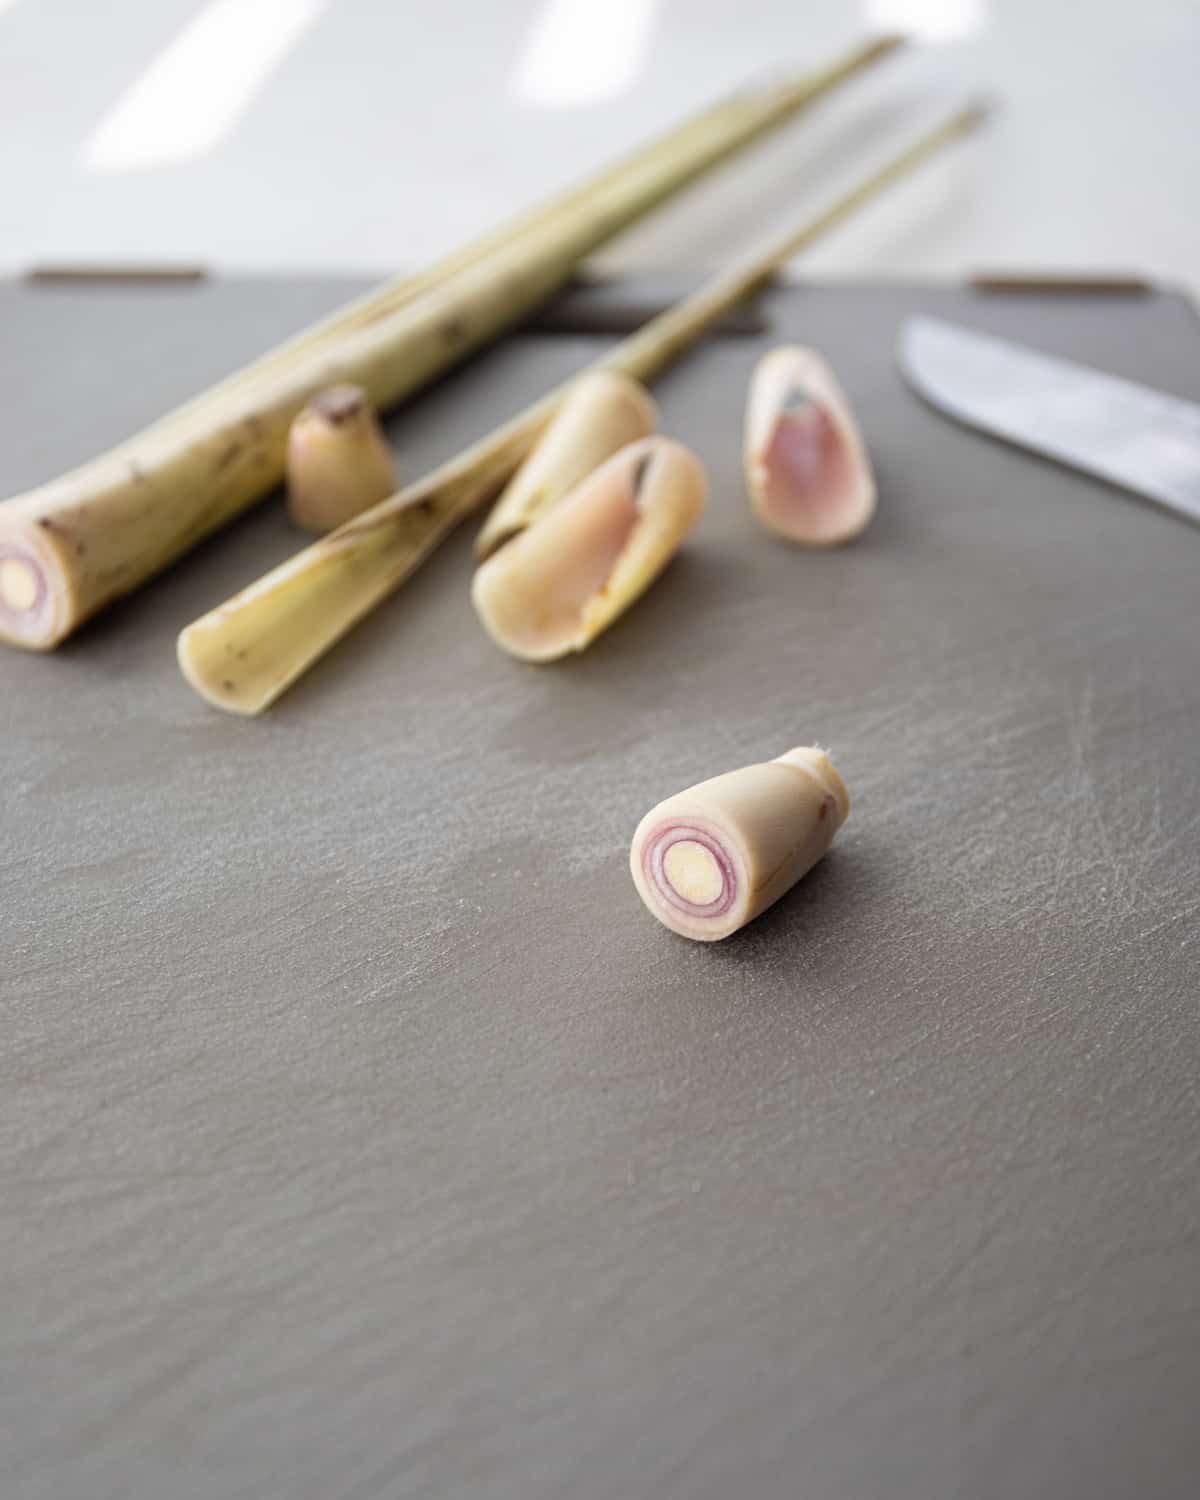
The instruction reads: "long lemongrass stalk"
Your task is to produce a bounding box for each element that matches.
[0,36,902,651]
[177,104,988,716]
[192,35,905,416]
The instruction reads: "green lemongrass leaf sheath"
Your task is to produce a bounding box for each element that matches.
[0,35,903,651]
[177,102,988,717]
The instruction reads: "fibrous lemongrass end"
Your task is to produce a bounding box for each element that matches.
[745,347,876,545]
[773,745,850,827]
[309,384,368,425]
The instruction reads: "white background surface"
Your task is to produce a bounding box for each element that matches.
[1,0,1198,292]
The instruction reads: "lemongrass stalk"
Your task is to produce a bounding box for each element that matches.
[0,38,904,651]
[190,34,905,417]
[177,103,987,716]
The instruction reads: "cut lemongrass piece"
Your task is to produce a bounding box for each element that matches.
[178,103,988,715]
[471,437,705,662]
[286,385,396,534]
[744,346,876,544]
[2,38,903,653]
[0,534,64,651]
[474,370,656,559]
[630,746,850,941]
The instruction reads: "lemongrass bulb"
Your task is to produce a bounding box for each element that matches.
[286,385,396,534]
[630,746,849,941]
[471,436,705,662]
[744,347,876,544]
[474,370,656,558]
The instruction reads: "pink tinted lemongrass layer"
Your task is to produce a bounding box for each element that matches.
[642,820,737,919]
[758,399,857,535]
[0,545,50,630]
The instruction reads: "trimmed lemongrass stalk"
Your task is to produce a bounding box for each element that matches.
[0,39,905,651]
[286,385,396,534]
[745,346,876,543]
[475,372,657,560]
[472,438,704,661]
[188,35,905,419]
[178,103,988,716]
[630,746,850,941]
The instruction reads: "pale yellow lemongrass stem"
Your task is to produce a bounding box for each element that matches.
[0,37,904,651]
[177,103,987,716]
[188,34,906,417]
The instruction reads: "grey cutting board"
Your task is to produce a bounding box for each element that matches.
[2,277,1199,1500]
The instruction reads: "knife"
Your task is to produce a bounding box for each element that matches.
[897,316,1200,527]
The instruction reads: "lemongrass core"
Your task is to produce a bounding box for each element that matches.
[645,823,736,918]
[0,554,43,615]
[662,841,724,905]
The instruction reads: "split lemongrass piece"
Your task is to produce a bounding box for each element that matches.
[178,103,989,716]
[630,746,849,941]
[472,438,704,661]
[745,346,876,543]
[1,38,903,653]
[286,385,396,534]
[475,371,656,559]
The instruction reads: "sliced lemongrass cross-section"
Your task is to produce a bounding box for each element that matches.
[286,384,396,534]
[474,371,656,559]
[0,538,60,650]
[630,745,849,941]
[471,436,705,663]
[745,346,876,544]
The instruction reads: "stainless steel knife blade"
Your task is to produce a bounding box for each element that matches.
[897,316,1200,526]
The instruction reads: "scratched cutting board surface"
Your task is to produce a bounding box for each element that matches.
[2,278,1198,1500]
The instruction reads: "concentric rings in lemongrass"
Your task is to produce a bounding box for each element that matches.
[0,526,65,649]
[642,820,739,921]
[630,747,850,942]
